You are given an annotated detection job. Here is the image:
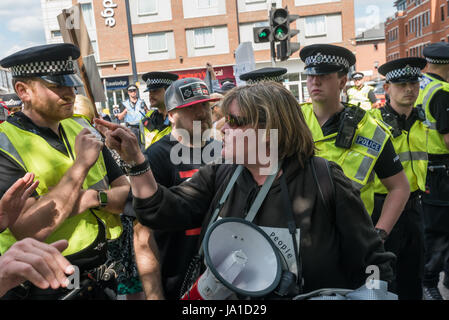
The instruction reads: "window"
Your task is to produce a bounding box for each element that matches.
[197,0,218,8]
[194,27,214,48]
[81,3,95,29]
[447,0,449,17]
[51,30,61,38]
[148,32,167,53]
[245,0,266,3]
[91,40,99,61]
[138,0,157,16]
[442,6,445,21]
[305,15,326,37]
[405,24,408,36]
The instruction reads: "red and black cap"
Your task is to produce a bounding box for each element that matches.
[164,78,220,112]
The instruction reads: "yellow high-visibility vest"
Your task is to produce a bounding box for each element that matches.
[347,85,375,111]
[415,73,449,156]
[370,107,428,194]
[0,117,122,255]
[143,110,172,149]
[301,103,391,215]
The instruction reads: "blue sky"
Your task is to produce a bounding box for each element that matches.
[0,0,396,59]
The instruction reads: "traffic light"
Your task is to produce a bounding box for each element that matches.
[270,7,300,61]
[253,26,271,43]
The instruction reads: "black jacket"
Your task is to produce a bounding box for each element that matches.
[134,156,395,293]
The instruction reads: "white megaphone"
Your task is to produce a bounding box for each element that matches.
[181,218,282,300]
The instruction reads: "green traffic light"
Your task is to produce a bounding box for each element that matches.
[259,31,267,38]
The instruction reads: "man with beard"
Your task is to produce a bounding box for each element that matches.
[0,44,130,299]
[141,72,179,149]
[131,78,221,299]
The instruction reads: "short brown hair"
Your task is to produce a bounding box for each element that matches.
[221,82,315,167]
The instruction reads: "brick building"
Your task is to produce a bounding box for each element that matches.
[41,0,356,107]
[355,24,386,81]
[385,0,449,62]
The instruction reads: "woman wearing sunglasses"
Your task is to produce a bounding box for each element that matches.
[96,81,395,299]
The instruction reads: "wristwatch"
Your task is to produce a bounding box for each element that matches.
[375,228,389,241]
[95,190,108,209]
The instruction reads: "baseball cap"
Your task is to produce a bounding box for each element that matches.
[164,78,221,112]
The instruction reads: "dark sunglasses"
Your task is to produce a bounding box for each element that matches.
[225,114,250,128]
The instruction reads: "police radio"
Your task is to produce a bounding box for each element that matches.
[335,106,365,149]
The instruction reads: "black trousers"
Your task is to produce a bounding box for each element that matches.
[421,202,449,287]
[421,166,449,287]
[372,195,424,300]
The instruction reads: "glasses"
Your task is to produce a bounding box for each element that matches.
[225,114,250,128]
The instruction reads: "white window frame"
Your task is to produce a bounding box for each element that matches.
[196,0,218,9]
[138,0,158,16]
[304,15,327,38]
[193,27,215,48]
[245,0,266,4]
[147,32,168,53]
[51,30,61,38]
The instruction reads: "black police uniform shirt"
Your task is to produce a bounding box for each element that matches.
[426,73,449,135]
[143,133,221,299]
[320,107,403,180]
[0,112,124,199]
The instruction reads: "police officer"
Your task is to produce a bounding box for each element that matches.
[117,84,147,124]
[347,72,378,110]
[299,44,410,239]
[141,71,179,149]
[414,42,449,300]
[369,57,428,300]
[0,44,130,299]
[239,67,287,84]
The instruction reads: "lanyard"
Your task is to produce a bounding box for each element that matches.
[201,162,282,255]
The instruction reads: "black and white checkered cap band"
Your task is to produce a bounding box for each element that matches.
[10,58,75,77]
[246,76,283,84]
[305,53,350,69]
[385,66,421,81]
[146,78,174,86]
[425,57,449,64]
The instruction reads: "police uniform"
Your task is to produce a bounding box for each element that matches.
[414,42,449,297]
[369,57,428,300]
[347,72,377,110]
[141,71,178,149]
[239,67,287,84]
[0,44,124,299]
[299,44,403,217]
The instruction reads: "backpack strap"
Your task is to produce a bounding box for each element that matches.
[310,156,335,219]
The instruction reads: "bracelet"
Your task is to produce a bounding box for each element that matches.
[375,228,389,241]
[127,159,151,176]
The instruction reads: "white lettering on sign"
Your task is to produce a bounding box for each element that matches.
[101,0,117,28]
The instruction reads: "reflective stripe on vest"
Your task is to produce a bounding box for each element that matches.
[301,103,390,215]
[416,74,449,156]
[370,108,429,194]
[347,86,373,110]
[0,118,122,255]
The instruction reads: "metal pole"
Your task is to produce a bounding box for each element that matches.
[125,0,138,85]
[235,0,241,44]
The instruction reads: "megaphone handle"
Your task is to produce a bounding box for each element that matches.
[199,165,244,257]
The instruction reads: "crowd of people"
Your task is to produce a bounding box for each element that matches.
[0,39,448,301]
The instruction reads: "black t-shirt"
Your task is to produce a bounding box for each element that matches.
[321,107,403,180]
[426,73,449,135]
[0,112,124,198]
[144,133,221,299]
